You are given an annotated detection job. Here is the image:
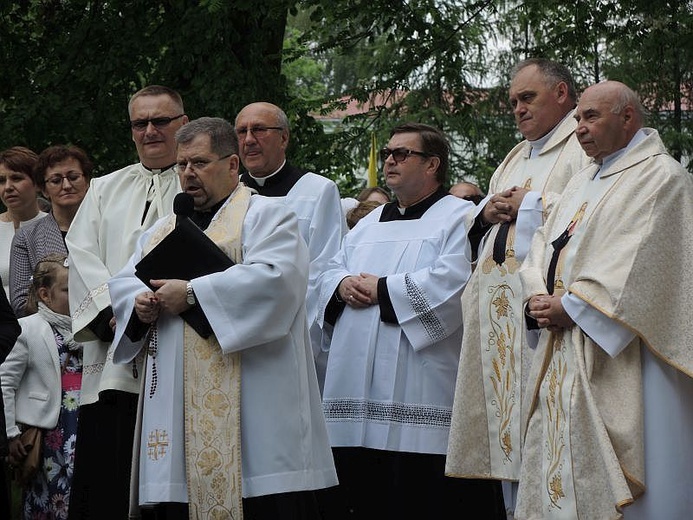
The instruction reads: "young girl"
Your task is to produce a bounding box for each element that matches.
[1,253,82,518]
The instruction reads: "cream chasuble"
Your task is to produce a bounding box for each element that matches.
[517,129,693,519]
[474,152,556,481]
[446,111,586,484]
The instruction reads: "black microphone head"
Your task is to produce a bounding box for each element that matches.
[173,192,195,218]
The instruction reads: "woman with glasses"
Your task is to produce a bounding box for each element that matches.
[9,145,92,317]
[0,147,47,299]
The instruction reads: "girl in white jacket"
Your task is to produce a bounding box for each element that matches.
[1,253,82,518]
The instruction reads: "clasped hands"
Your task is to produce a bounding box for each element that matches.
[526,294,574,332]
[482,186,529,224]
[135,279,190,324]
[338,273,379,308]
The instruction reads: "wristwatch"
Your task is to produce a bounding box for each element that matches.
[186,282,196,305]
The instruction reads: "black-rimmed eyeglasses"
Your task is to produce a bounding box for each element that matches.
[130,114,185,131]
[174,154,233,174]
[379,147,433,165]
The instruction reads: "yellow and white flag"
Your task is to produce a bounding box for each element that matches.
[368,133,377,187]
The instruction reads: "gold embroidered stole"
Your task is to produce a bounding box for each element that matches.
[532,168,621,517]
[144,187,250,520]
[476,150,559,479]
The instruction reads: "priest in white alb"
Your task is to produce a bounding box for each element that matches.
[108,117,337,520]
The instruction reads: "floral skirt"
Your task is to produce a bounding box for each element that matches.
[23,371,81,520]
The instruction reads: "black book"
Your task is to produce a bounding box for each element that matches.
[135,217,234,338]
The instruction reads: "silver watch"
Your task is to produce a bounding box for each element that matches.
[186,282,196,305]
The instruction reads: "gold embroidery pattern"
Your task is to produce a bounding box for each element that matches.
[183,186,249,520]
[481,225,521,276]
[487,282,518,462]
[543,334,568,510]
[147,429,169,461]
[185,323,242,520]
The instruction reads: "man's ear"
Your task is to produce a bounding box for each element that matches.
[229,154,240,174]
[426,156,441,178]
[280,129,290,151]
[622,105,635,125]
[555,81,569,103]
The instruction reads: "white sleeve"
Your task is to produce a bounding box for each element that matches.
[514,190,543,262]
[562,292,636,357]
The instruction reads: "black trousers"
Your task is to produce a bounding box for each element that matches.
[67,390,138,520]
[0,460,11,520]
[140,490,325,520]
[318,447,507,520]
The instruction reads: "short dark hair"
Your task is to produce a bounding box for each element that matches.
[33,145,94,188]
[390,123,450,184]
[128,85,184,116]
[512,58,577,104]
[0,146,38,182]
[175,117,238,157]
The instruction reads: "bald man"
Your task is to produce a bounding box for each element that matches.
[516,81,693,519]
[234,103,346,392]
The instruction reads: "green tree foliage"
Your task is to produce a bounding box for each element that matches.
[297,0,517,194]
[493,0,693,170]
[0,0,294,175]
[0,0,690,197]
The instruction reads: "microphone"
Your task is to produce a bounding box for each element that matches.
[173,192,195,226]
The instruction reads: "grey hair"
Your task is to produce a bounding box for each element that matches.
[175,117,238,156]
[234,102,290,130]
[275,107,290,130]
[512,58,577,104]
[610,84,647,125]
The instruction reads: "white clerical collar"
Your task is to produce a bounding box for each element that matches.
[593,128,647,178]
[142,162,176,175]
[247,160,286,187]
[527,111,572,159]
[528,133,551,158]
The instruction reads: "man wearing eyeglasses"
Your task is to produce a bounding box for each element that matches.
[445,58,588,517]
[66,85,188,520]
[234,102,347,394]
[108,116,337,520]
[315,122,506,519]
